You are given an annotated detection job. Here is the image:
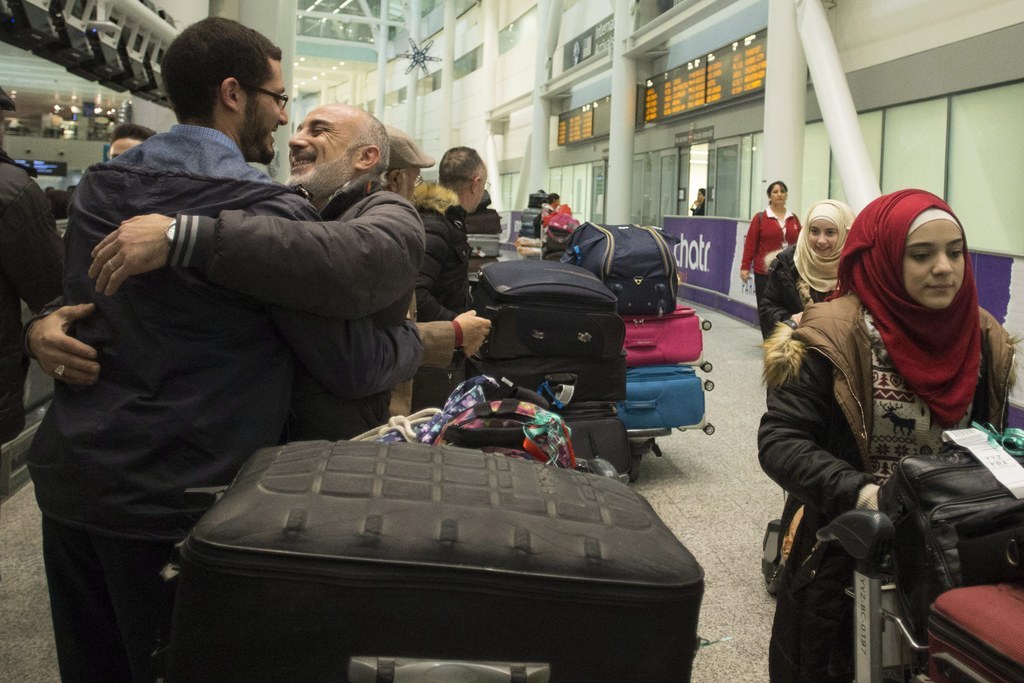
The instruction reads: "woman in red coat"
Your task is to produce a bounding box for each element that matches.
[741,180,802,338]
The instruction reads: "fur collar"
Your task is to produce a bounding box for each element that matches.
[413,182,459,214]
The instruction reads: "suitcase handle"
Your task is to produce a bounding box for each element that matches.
[622,400,657,411]
[348,656,551,682]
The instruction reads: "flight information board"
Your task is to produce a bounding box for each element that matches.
[557,95,611,146]
[642,29,767,125]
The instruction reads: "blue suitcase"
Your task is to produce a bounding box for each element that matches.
[617,365,705,430]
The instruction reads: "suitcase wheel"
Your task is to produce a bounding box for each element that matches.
[701,319,712,331]
[628,451,642,483]
[703,423,716,436]
[700,361,713,373]
[703,379,715,392]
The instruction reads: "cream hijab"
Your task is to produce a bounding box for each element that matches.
[793,199,855,293]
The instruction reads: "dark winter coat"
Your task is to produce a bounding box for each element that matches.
[758,293,1017,682]
[413,183,469,322]
[174,173,425,442]
[0,151,62,442]
[758,246,831,334]
[28,127,415,540]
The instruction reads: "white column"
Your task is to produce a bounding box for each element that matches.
[795,0,880,212]
[239,1,297,182]
[436,0,456,151]
[481,0,499,195]
[529,0,552,196]
[374,0,389,118]
[605,0,637,224]
[405,0,421,138]
[761,0,807,213]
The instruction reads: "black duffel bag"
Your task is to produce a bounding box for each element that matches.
[879,429,1024,642]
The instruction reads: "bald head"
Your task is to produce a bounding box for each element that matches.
[287,104,389,208]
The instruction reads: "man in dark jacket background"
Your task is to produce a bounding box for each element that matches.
[0,85,62,503]
[409,146,487,409]
[24,19,420,682]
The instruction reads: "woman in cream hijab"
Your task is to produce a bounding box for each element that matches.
[758,199,855,333]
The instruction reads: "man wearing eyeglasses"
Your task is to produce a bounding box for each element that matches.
[23,18,422,683]
[408,146,488,410]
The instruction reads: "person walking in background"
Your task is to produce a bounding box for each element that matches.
[741,180,802,339]
[690,187,706,216]
[108,122,156,159]
[758,189,1017,682]
[758,199,854,334]
[0,84,62,510]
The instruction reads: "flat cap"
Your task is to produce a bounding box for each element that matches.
[0,86,15,111]
[385,125,434,170]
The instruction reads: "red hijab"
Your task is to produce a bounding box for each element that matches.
[835,189,979,427]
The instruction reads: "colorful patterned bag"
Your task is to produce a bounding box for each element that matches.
[438,399,576,469]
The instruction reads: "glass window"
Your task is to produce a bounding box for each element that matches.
[499,8,537,55]
[948,82,1024,255]
[454,46,481,79]
[801,121,830,210]
[881,99,947,197]
[829,110,882,205]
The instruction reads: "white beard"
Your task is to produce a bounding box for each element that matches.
[288,156,355,206]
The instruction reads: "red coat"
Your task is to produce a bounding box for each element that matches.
[741,210,801,275]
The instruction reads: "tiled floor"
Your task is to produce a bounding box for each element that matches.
[0,304,781,682]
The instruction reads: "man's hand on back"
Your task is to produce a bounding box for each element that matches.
[89,214,175,295]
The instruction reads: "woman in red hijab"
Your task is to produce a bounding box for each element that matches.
[757,189,1017,683]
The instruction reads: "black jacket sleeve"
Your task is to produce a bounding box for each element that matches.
[173,195,424,320]
[0,176,62,312]
[758,350,873,520]
[758,256,799,333]
[270,307,423,398]
[415,222,457,322]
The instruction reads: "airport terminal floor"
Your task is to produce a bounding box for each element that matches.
[0,304,780,682]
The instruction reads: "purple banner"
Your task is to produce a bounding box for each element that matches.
[662,216,738,294]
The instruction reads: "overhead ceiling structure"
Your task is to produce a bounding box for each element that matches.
[1,0,411,129]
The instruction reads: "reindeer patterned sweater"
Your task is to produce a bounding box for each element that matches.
[760,293,1016,518]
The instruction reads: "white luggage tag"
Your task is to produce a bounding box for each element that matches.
[942,426,1024,499]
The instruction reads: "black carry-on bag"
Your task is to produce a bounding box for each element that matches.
[165,440,705,682]
[473,259,625,360]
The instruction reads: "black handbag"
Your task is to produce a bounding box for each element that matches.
[879,435,1024,642]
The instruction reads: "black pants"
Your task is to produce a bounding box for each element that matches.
[753,272,773,340]
[41,515,176,683]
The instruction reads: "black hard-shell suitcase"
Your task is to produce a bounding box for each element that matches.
[556,401,633,480]
[166,441,704,682]
[474,260,625,360]
[467,352,627,403]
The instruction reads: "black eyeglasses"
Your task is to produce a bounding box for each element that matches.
[241,83,289,110]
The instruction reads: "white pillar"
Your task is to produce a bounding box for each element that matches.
[605,0,637,224]
[529,0,552,196]
[762,0,806,213]
[374,0,389,118]
[439,0,456,151]
[405,0,420,138]
[481,0,499,196]
[795,0,880,212]
[239,1,297,182]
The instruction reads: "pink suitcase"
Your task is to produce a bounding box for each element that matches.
[621,306,705,368]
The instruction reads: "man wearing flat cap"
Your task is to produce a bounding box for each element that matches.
[382,126,490,415]
[0,85,63,500]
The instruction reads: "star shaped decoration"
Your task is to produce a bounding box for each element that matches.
[398,37,441,76]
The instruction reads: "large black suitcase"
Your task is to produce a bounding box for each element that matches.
[474,260,625,360]
[468,352,627,403]
[166,441,704,682]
